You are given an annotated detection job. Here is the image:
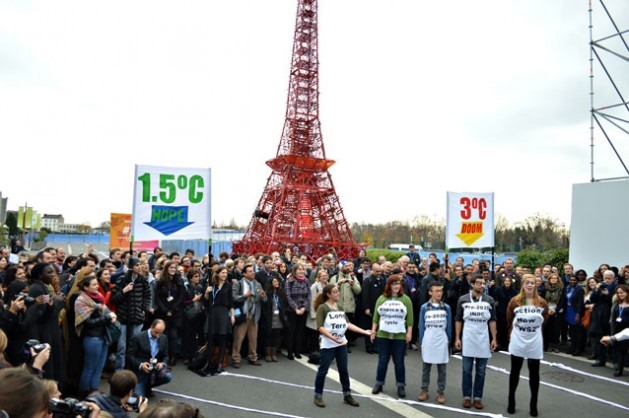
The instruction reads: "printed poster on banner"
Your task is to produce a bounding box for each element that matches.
[132,165,211,241]
[110,213,159,252]
[446,192,494,249]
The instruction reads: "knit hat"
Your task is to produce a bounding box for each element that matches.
[128,257,141,269]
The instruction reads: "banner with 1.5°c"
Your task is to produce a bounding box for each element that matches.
[132,165,211,241]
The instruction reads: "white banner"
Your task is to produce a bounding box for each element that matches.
[132,165,211,241]
[446,192,494,249]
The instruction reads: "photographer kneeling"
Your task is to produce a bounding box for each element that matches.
[126,319,172,397]
[88,370,149,417]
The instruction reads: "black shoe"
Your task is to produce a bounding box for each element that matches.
[287,353,295,360]
[397,387,406,398]
[372,384,383,394]
[366,348,375,354]
[295,353,302,359]
[591,361,605,367]
[613,369,623,377]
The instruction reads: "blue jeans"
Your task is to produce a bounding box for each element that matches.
[116,323,143,370]
[462,356,488,399]
[375,338,406,387]
[314,345,350,398]
[135,367,173,397]
[80,336,108,391]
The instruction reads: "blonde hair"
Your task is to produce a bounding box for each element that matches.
[42,379,59,397]
[0,329,7,363]
[514,274,541,306]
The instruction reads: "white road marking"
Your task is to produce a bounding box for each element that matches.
[153,388,310,418]
[452,355,629,412]
[218,360,507,417]
[495,350,629,387]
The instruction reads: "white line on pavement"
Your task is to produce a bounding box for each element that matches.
[220,362,507,418]
[452,355,629,412]
[495,350,629,388]
[153,388,310,418]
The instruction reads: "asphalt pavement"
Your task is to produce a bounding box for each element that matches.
[139,343,629,418]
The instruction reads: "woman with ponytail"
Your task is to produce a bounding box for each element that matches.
[312,283,373,408]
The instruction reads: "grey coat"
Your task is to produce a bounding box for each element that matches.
[232,278,267,323]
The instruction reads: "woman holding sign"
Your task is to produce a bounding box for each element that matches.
[506,274,548,417]
[313,283,372,408]
[370,274,414,398]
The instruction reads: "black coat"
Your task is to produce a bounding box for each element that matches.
[262,289,288,330]
[362,274,386,312]
[111,273,151,325]
[27,280,64,382]
[0,306,38,366]
[493,285,518,322]
[588,287,613,335]
[155,278,186,329]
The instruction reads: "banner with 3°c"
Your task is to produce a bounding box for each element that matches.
[446,192,494,249]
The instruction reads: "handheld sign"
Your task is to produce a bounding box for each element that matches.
[132,165,211,241]
[446,192,494,249]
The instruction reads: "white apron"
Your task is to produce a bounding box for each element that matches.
[508,305,545,359]
[462,295,493,359]
[320,305,348,350]
[377,298,408,334]
[421,305,449,364]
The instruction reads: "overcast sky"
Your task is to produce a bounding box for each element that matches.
[1,0,628,230]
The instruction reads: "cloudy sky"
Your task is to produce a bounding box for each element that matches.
[1,0,628,230]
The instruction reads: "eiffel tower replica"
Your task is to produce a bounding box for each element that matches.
[233,0,359,261]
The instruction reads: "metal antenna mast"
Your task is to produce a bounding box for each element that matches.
[589,0,629,181]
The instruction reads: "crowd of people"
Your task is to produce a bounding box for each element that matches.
[0,242,628,417]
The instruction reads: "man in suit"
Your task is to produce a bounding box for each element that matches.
[126,319,172,397]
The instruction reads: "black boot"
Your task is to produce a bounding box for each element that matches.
[507,396,516,414]
[530,399,538,417]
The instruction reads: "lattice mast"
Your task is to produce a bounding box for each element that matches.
[233,0,359,260]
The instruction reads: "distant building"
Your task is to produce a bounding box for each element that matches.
[58,223,82,234]
[42,214,64,232]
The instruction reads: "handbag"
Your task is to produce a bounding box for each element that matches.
[104,320,122,346]
[232,303,246,325]
[185,301,205,321]
[581,310,592,330]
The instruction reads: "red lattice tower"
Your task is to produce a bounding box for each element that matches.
[233,0,359,261]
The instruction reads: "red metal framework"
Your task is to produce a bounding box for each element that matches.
[233,0,359,261]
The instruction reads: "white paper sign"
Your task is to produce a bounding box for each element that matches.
[132,165,211,241]
[446,192,494,249]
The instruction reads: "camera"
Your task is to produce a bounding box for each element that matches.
[147,357,158,372]
[23,339,49,362]
[49,398,92,418]
[13,292,36,306]
[125,393,143,412]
